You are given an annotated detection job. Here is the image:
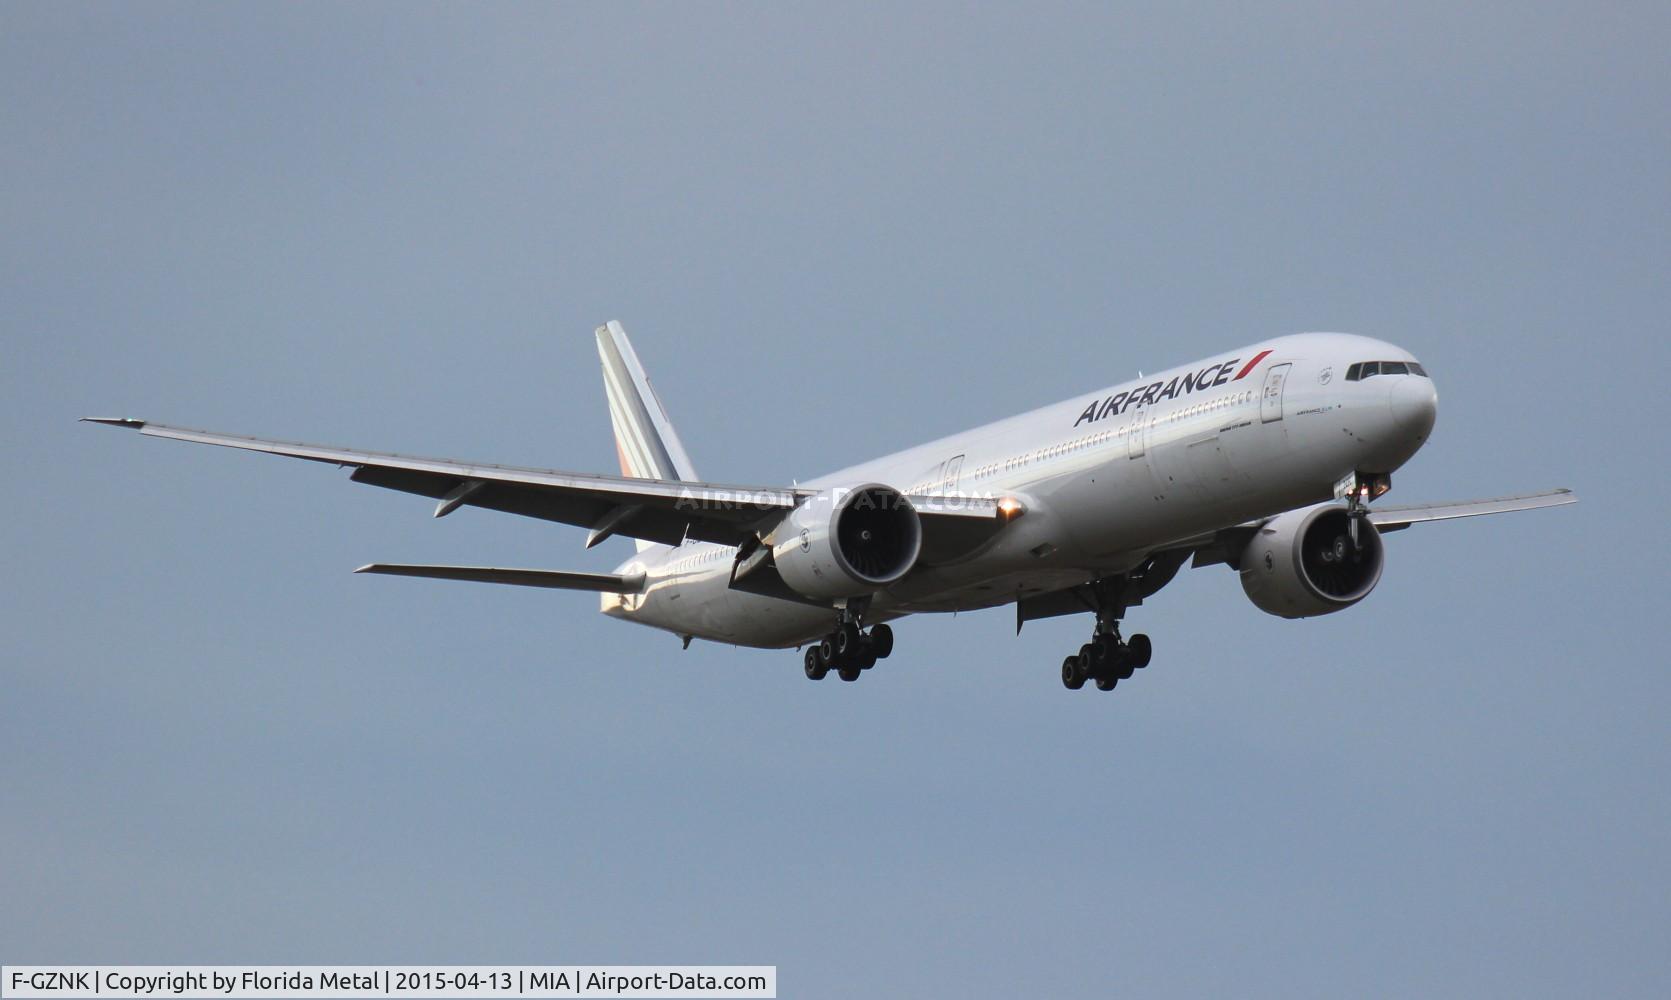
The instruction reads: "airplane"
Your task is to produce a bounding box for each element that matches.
[86,322,1575,692]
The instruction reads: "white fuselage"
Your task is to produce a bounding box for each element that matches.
[603,332,1439,648]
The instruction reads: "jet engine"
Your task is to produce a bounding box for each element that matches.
[1239,503,1384,619]
[771,484,922,599]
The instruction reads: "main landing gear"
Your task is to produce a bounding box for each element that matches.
[803,609,894,682]
[1056,577,1155,694]
[1061,623,1152,692]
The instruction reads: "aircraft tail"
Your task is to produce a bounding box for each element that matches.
[595,321,698,550]
[596,320,698,481]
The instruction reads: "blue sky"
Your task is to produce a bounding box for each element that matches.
[4,4,1668,997]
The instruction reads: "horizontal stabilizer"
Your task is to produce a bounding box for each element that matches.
[355,563,645,592]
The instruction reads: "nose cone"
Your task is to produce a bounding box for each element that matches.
[1390,375,1438,440]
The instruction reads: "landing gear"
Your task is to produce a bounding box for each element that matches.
[833,622,863,661]
[801,606,894,681]
[1055,579,1156,693]
[804,645,829,681]
[869,623,894,659]
[1061,628,1153,693]
[1338,470,1390,551]
[1062,655,1087,690]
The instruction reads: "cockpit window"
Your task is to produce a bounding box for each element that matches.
[1346,360,1429,381]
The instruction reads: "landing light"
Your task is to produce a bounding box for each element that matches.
[1335,471,1393,504]
[997,497,1026,522]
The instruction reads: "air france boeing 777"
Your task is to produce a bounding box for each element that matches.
[87,323,1574,692]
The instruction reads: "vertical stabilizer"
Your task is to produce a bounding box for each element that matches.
[596,320,699,484]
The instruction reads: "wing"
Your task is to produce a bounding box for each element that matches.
[83,418,1003,552]
[1020,487,1578,628]
[355,564,645,592]
[1181,487,1579,564]
[1367,488,1577,531]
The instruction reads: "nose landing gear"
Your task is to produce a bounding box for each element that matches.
[1336,470,1391,550]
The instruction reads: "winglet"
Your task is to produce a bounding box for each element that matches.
[81,417,147,429]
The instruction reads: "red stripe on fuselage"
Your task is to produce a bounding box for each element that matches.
[1234,349,1273,380]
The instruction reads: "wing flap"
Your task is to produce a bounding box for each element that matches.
[908,495,1007,563]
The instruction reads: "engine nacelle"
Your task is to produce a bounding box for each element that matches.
[771,484,922,599]
[1240,503,1384,619]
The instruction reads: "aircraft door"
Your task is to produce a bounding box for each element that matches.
[944,454,964,492]
[1127,411,1147,459]
[1260,363,1291,423]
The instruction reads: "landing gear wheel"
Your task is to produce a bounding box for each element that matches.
[834,622,863,660]
[804,645,828,681]
[1095,674,1118,692]
[1126,633,1152,669]
[838,662,862,682]
[858,645,878,670]
[1081,642,1107,671]
[817,636,835,665]
[868,623,894,659]
[1062,655,1087,690]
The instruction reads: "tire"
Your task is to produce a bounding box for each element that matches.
[859,646,878,670]
[1100,638,1132,679]
[1127,633,1152,669]
[1062,655,1086,690]
[1083,642,1107,670]
[1095,674,1118,691]
[869,623,894,659]
[834,622,863,659]
[804,645,828,681]
[838,663,862,682]
[818,636,835,665]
